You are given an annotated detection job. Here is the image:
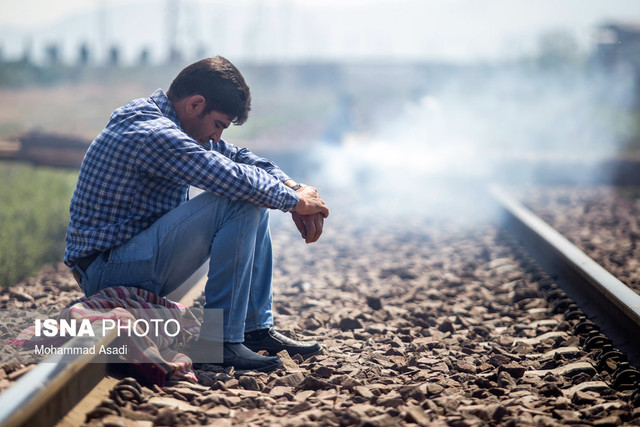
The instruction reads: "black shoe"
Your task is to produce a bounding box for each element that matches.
[223,342,282,372]
[244,327,322,358]
[189,340,282,372]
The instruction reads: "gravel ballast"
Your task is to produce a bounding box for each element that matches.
[1,208,639,425]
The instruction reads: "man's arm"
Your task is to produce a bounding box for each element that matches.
[138,129,299,212]
[211,140,291,183]
[142,130,329,241]
[212,139,330,243]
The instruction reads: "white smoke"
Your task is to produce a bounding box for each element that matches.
[309,64,637,221]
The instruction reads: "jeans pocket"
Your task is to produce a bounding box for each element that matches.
[81,256,105,296]
[103,232,157,291]
[103,258,156,290]
[109,232,155,263]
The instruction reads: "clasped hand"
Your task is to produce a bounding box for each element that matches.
[292,185,329,244]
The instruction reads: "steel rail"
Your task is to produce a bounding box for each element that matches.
[0,264,207,427]
[490,184,640,365]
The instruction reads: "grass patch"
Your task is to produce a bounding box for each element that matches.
[0,163,77,287]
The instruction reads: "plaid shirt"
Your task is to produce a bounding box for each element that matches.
[65,89,299,267]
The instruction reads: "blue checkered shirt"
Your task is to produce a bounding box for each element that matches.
[64,89,299,267]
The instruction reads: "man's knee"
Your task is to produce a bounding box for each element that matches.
[191,192,260,224]
[234,199,261,223]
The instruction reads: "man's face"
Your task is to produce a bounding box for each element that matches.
[184,109,232,145]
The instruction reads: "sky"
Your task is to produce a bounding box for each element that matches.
[1,0,639,64]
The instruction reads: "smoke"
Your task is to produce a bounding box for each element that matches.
[307,63,637,222]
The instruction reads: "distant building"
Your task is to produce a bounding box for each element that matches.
[594,22,640,69]
[78,43,90,66]
[593,22,640,107]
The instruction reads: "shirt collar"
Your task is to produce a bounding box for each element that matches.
[150,89,183,131]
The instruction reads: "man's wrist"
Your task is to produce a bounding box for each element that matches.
[284,179,303,191]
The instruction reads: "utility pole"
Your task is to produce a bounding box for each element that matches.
[98,0,108,65]
[166,0,181,63]
[245,0,264,62]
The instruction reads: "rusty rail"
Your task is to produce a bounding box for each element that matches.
[490,184,640,365]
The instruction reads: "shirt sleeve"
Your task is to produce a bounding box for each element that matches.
[136,127,299,212]
[211,139,292,183]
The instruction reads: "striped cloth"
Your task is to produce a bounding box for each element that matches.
[9,286,201,385]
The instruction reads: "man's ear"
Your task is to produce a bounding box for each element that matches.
[184,95,206,117]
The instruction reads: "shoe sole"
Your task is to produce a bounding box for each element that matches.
[247,345,324,359]
[228,360,283,373]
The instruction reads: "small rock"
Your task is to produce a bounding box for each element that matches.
[274,372,305,388]
[153,407,178,426]
[205,405,231,417]
[513,288,541,303]
[540,383,563,397]
[9,291,34,302]
[377,395,404,408]
[313,365,334,378]
[354,386,375,400]
[194,372,214,387]
[277,350,301,371]
[303,317,322,330]
[404,406,431,426]
[474,377,494,389]
[288,401,312,415]
[426,384,444,396]
[488,387,507,397]
[488,404,509,422]
[339,317,363,331]
[269,386,293,397]
[165,386,201,401]
[471,389,489,399]
[299,376,333,391]
[397,385,426,402]
[102,415,153,427]
[455,360,476,374]
[497,371,516,388]
[459,404,492,422]
[552,409,582,423]
[238,375,262,391]
[472,326,491,338]
[437,319,454,333]
[594,415,622,426]
[294,390,315,402]
[361,413,397,427]
[553,397,572,410]
[148,396,201,412]
[571,390,598,405]
[366,296,383,310]
[501,362,526,378]
[488,354,511,367]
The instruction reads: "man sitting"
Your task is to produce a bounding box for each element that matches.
[64,56,329,371]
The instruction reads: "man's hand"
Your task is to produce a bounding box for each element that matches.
[293,185,330,218]
[286,182,329,243]
[291,212,325,244]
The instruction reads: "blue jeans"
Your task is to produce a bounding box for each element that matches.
[79,192,274,342]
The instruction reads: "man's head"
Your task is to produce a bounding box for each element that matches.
[167,56,251,144]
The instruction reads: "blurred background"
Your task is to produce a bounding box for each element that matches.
[0,0,639,286]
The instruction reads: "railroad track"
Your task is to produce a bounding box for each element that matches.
[1,185,640,425]
[491,184,640,405]
[491,185,640,366]
[0,265,208,427]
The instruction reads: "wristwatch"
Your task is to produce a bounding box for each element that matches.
[291,184,303,191]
